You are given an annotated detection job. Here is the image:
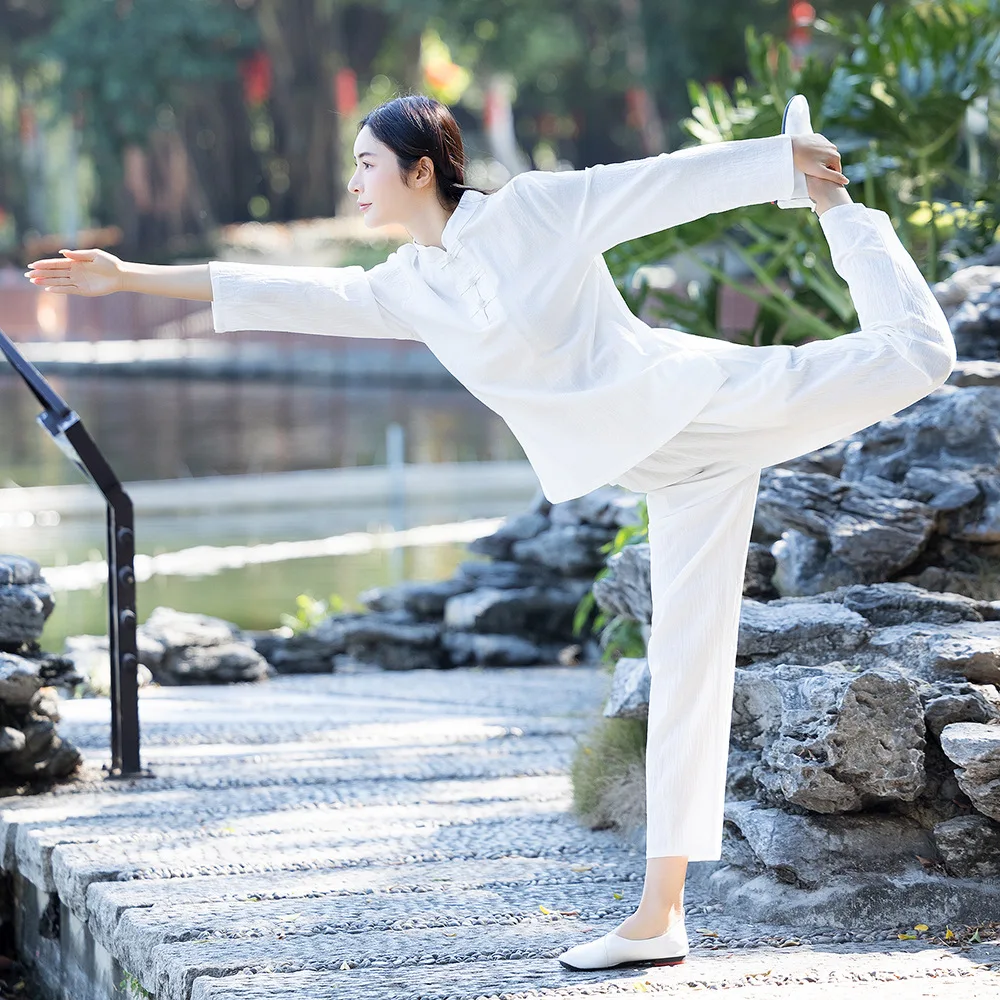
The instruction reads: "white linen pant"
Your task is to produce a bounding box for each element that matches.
[610,201,957,861]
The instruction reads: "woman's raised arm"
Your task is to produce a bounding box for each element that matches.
[511,134,800,257]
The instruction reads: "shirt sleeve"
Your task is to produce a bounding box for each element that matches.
[207,258,420,341]
[511,133,797,256]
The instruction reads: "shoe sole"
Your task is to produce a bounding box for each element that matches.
[558,954,687,971]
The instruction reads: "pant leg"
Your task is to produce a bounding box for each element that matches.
[623,202,956,861]
[643,463,761,861]
[615,201,957,494]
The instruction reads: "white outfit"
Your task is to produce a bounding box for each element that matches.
[208,145,956,864]
[208,134,799,503]
[613,201,956,860]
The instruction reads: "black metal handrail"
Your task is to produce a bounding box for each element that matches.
[0,328,147,779]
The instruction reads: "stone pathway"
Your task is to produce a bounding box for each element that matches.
[2,664,999,999]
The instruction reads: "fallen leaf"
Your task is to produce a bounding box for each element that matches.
[914,924,929,932]
[695,929,719,937]
[945,928,955,939]
[898,933,917,940]
[539,905,552,915]
[571,864,596,872]
[613,892,623,900]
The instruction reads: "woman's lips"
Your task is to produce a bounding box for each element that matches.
[359,203,371,211]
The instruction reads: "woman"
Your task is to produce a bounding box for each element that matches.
[24,94,955,972]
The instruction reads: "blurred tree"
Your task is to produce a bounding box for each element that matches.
[18,0,259,258]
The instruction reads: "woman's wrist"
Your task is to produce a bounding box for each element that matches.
[813,185,853,218]
[119,261,213,300]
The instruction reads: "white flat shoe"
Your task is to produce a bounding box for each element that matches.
[558,916,689,971]
[776,93,817,212]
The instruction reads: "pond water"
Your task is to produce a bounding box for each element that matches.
[0,373,535,652]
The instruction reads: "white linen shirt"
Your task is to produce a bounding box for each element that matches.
[209,134,797,503]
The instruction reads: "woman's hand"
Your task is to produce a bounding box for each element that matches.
[23,248,125,296]
[791,134,849,186]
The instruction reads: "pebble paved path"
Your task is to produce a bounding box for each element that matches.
[2,663,999,998]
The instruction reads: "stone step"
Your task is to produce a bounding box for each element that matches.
[185,943,1000,1000]
[12,775,573,890]
[109,878,639,996]
[48,742,578,795]
[51,809,624,918]
[85,855,628,944]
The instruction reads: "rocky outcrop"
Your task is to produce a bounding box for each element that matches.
[0,555,83,790]
[244,487,637,671]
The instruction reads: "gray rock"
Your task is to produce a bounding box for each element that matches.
[466,512,549,560]
[770,529,860,596]
[334,616,445,671]
[547,486,644,530]
[0,653,50,706]
[768,580,999,626]
[357,577,473,618]
[0,725,25,753]
[602,657,650,720]
[443,584,591,640]
[141,607,241,650]
[137,607,269,685]
[510,524,615,576]
[924,691,999,739]
[242,630,337,674]
[841,385,1000,486]
[723,800,935,888]
[158,643,271,686]
[0,554,45,586]
[932,813,1000,877]
[592,543,652,624]
[861,621,1000,684]
[744,542,778,599]
[453,559,562,590]
[0,583,54,646]
[441,631,555,667]
[901,466,981,510]
[736,599,871,662]
[756,468,935,591]
[734,664,926,813]
[939,721,1000,820]
[947,359,1000,386]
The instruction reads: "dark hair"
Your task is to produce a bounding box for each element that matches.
[358,94,493,210]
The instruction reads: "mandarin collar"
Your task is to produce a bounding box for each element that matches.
[412,189,485,254]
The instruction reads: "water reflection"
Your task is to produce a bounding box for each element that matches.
[0,372,525,487]
[0,372,536,653]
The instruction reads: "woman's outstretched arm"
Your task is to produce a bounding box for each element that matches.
[24,249,419,341]
[25,249,211,299]
[509,133,846,257]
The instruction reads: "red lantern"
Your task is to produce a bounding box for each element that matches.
[240,50,272,106]
[334,67,357,115]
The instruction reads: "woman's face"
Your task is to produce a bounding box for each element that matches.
[348,125,414,230]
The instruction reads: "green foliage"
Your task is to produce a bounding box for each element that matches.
[118,971,153,1000]
[21,0,258,157]
[605,0,1000,347]
[573,496,649,668]
[279,592,347,634]
[570,714,647,834]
